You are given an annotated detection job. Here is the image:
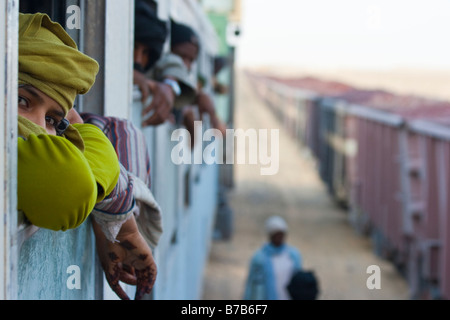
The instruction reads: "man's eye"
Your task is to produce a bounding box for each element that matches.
[18,96,28,107]
[45,116,57,126]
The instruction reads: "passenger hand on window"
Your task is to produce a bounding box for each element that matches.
[134,70,174,126]
[196,90,227,136]
[92,214,157,300]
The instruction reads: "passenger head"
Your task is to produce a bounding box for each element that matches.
[170,20,200,72]
[18,84,67,136]
[134,0,167,72]
[265,216,288,247]
[18,12,99,135]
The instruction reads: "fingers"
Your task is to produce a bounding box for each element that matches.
[105,251,132,300]
[134,71,150,104]
[141,99,172,127]
[120,274,137,286]
[113,214,158,300]
[140,86,149,105]
[140,81,174,127]
[105,264,130,300]
[120,264,138,286]
[141,102,156,126]
[134,251,157,300]
[134,265,157,300]
[141,94,163,125]
[142,111,164,127]
[138,80,149,104]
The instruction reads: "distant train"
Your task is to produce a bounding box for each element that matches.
[246,70,450,300]
[0,0,237,300]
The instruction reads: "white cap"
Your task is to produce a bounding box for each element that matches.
[265,216,288,235]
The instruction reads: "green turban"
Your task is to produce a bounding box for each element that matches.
[18,12,99,115]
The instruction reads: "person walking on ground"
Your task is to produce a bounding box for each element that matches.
[244,216,302,300]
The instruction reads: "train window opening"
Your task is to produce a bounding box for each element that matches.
[19,0,85,111]
[19,0,66,25]
[15,0,87,240]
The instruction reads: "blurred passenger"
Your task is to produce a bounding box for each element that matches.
[133,0,174,126]
[134,0,198,127]
[17,12,157,300]
[212,56,230,95]
[169,20,227,146]
[244,216,302,300]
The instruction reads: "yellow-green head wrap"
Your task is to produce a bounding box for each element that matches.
[18,12,99,115]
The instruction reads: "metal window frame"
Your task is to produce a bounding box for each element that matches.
[1,0,19,300]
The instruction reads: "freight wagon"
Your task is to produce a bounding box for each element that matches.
[246,70,450,300]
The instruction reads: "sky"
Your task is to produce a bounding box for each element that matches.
[236,0,450,71]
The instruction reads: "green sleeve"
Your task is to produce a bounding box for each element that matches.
[72,123,120,203]
[17,134,98,231]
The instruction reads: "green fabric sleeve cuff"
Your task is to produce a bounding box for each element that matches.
[17,134,97,231]
[72,123,120,202]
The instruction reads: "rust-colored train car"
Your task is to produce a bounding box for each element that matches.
[246,70,450,299]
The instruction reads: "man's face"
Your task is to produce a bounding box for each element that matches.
[134,41,151,72]
[269,231,286,247]
[171,42,198,72]
[18,85,65,135]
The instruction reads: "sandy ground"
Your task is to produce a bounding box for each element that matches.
[201,69,412,300]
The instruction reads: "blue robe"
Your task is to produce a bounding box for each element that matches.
[244,243,302,300]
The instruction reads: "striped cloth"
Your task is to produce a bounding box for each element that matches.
[81,113,162,248]
[81,112,151,185]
